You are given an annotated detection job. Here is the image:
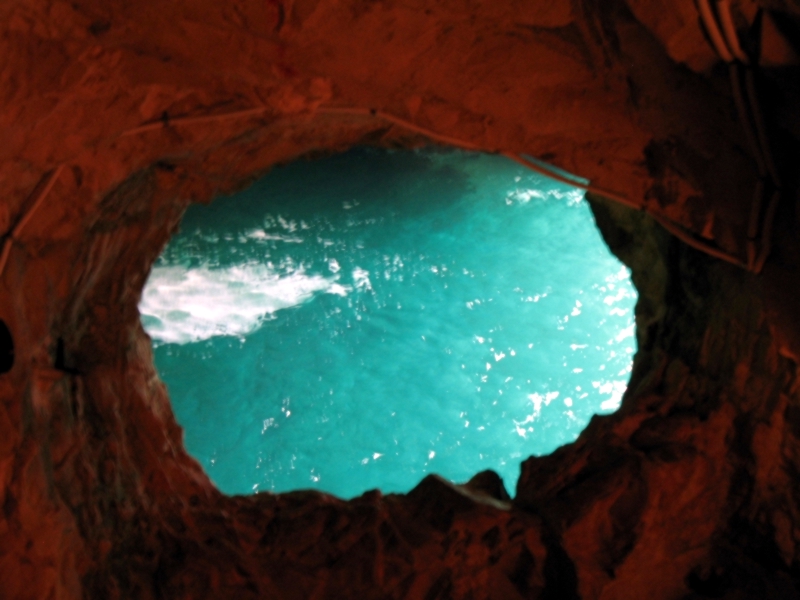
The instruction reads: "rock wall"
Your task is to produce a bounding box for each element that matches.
[1,0,800,597]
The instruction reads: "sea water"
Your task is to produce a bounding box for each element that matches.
[140,148,637,499]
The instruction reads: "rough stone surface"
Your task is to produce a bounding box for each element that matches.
[1,0,800,597]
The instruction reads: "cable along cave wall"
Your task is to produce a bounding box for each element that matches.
[1,0,800,598]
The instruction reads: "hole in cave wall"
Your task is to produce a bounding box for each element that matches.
[138,147,638,499]
[0,320,13,374]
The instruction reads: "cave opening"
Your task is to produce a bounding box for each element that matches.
[139,147,637,499]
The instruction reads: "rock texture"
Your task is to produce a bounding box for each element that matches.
[1,0,800,597]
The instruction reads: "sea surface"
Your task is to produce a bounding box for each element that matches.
[140,148,637,498]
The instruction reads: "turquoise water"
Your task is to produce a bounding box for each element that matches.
[140,148,637,499]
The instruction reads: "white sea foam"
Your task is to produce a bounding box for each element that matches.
[140,263,342,345]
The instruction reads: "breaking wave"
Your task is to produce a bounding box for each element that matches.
[140,263,345,345]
